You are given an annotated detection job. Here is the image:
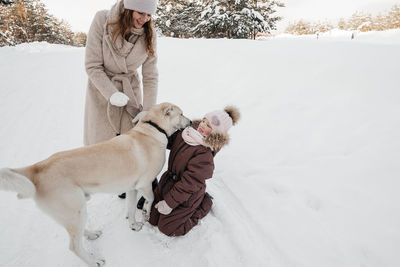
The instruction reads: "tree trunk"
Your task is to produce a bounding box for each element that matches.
[0,30,15,45]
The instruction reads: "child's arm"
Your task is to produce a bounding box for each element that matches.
[163,151,214,209]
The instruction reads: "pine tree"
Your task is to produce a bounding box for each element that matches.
[386,5,400,29]
[73,32,87,47]
[0,0,82,46]
[285,20,314,35]
[338,18,348,30]
[231,0,284,39]
[156,0,284,39]
[155,0,203,37]
[29,0,54,42]
[192,1,232,38]
[0,1,13,45]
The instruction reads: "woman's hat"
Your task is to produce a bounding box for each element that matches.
[123,0,157,15]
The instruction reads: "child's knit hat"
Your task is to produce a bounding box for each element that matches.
[205,106,240,134]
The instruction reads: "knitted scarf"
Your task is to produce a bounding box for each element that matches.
[182,126,204,146]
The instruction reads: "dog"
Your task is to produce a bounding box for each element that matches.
[0,102,191,267]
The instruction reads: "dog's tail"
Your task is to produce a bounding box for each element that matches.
[0,168,36,199]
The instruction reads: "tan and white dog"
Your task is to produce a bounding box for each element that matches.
[0,102,191,267]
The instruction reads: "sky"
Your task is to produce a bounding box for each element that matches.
[41,0,400,33]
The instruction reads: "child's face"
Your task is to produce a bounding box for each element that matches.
[197,118,213,137]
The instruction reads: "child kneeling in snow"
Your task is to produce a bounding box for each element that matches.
[148,106,240,236]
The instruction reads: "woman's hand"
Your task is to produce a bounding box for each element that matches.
[110,92,129,107]
[155,200,173,215]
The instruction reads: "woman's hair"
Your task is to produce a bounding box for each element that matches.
[107,8,155,57]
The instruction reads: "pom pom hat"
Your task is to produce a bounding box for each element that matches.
[204,106,240,134]
[123,0,158,15]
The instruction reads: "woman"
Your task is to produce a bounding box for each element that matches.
[84,0,158,145]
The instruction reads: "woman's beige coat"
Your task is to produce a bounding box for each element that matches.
[84,1,158,145]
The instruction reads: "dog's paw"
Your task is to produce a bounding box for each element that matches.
[95,259,105,267]
[97,259,105,267]
[85,230,102,240]
[96,259,106,267]
[88,257,105,267]
[142,210,150,221]
[142,200,152,219]
[130,222,143,231]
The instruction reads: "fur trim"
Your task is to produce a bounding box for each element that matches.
[203,132,230,153]
[192,119,230,152]
[224,106,240,125]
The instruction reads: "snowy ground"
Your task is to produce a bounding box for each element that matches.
[1,30,400,267]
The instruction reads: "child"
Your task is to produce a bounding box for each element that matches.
[149,106,240,236]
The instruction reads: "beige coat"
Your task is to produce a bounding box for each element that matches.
[84,0,158,145]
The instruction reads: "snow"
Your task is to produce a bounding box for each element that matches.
[1,30,400,267]
[271,28,400,44]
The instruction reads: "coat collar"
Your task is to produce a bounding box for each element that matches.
[103,0,147,68]
[191,120,229,153]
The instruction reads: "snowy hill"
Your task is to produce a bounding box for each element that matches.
[1,31,400,267]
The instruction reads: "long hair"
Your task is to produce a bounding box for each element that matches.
[107,8,155,57]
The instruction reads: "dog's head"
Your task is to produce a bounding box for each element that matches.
[142,102,191,137]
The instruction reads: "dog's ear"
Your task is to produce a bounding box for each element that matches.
[164,105,173,116]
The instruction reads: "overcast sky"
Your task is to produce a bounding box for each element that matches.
[41,0,399,33]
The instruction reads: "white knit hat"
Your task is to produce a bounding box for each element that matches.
[123,0,157,15]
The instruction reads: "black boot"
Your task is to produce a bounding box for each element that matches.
[137,178,158,209]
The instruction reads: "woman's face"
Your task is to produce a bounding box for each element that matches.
[132,11,151,29]
[197,118,213,137]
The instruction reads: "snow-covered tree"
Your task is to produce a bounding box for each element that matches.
[155,0,203,37]
[0,0,81,46]
[385,5,400,29]
[285,20,315,35]
[29,0,55,42]
[337,6,400,32]
[193,0,284,39]
[155,0,284,39]
[73,32,87,47]
[192,1,232,38]
[0,0,14,45]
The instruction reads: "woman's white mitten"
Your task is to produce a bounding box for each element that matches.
[110,92,129,107]
[155,200,173,215]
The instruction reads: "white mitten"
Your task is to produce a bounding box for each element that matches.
[155,200,173,215]
[132,111,148,124]
[110,92,129,107]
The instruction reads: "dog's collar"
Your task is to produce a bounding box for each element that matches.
[143,120,169,140]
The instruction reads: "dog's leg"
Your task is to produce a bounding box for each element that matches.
[66,200,105,267]
[36,188,105,267]
[126,189,143,231]
[138,185,154,221]
[125,189,137,219]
